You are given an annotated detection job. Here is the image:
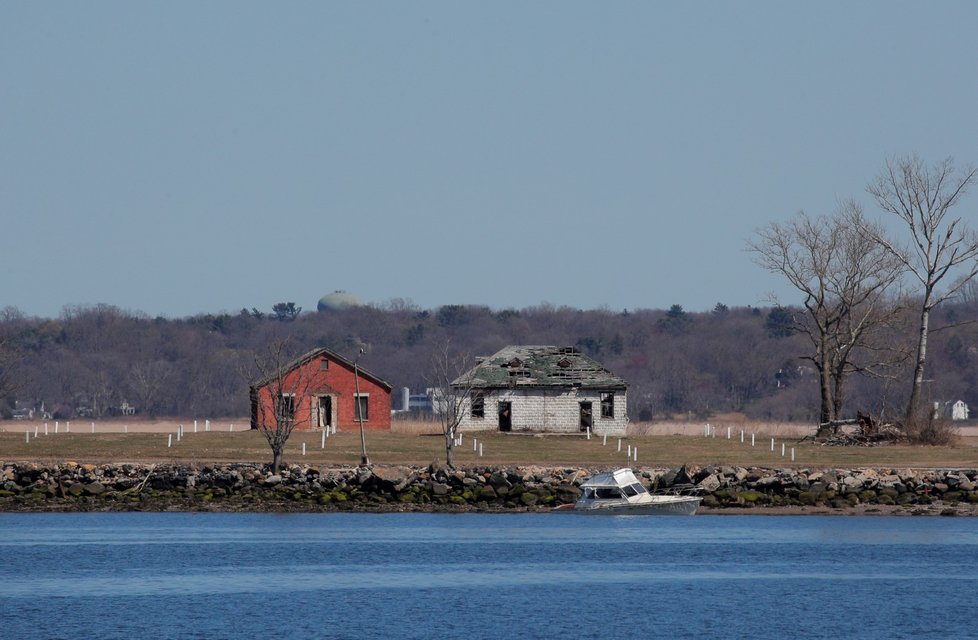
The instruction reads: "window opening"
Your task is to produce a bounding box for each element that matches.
[354,395,369,421]
[471,391,485,418]
[601,393,615,419]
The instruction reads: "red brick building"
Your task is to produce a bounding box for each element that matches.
[249,347,392,432]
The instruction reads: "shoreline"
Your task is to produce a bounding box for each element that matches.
[4,461,978,516]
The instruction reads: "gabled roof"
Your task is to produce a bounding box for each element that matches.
[251,347,393,391]
[451,345,627,390]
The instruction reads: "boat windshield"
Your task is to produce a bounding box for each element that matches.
[621,483,647,497]
[594,487,623,499]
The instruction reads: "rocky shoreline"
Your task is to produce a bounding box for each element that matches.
[3,461,978,515]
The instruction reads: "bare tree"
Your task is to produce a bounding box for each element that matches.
[866,154,978,419]
[748,202,905,428]
[249,339,309,473]
[426,341,477,469]
[0,336,25,413]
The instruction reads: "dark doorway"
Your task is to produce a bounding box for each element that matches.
[318,396,332,429]
[498,401,512,432]
[579,401,593,432]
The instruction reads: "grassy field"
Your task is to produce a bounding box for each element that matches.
[2,418,978,468]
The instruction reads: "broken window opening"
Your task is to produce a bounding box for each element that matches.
[471,391,485,418]
[601,393,615,419]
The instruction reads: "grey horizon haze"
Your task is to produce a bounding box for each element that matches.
[3,2,977,319]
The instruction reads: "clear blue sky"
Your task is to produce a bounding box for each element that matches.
[3,2,977,319]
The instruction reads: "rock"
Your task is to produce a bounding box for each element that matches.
[83,482,105,496]
[265,475,283,486]
[430,482,450,496]
[556,484,581,503]
[488,472,512,491]
[477,485,498,500]
[372,466,412,492]
[697,474,722,493]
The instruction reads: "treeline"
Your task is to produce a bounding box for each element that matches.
[0,299,975,423]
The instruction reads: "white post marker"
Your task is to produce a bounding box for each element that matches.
[704,424,709,437]
[479,443,483,457]
[727,426,731,439]
[55,422,59,434]
[206,419,210,432]
[781,443,785,457]
[771,438,775,452]
[751,433,755,447]
[125,425,128,434]
[25,431,29,443]
[302,442,306,456]
[45,423,49,436]
[194,421,197,433]
[91,422,95,433]
[791,447,795,462]
[473,438,478,451]
[603,434,607,446]
[740,430,744,443]
[230,423,234,432]
[176,429,181,442]
[627,444,632,457]
[586,427,591,440]
[321,430,326,449]
[34,426,39,437]
[168,434,172,448]
[633,447,638,462]
[617,439,622,452]
[66,421,70,433]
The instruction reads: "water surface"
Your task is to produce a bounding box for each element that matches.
[2,513,976,639]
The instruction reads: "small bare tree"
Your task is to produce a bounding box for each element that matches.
[866,154,978,419]
[748,202,906,428]
[426,341,478,469]
[250,339,309,473]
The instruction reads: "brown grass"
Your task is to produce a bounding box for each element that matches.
[2,417,978,469]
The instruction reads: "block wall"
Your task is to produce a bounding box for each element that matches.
[458,388,627,435]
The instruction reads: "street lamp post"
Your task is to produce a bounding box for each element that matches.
[354,349,369,466]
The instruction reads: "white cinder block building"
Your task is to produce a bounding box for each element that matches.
[452,345,628,435]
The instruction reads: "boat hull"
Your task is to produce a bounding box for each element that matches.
[561,496,701,515]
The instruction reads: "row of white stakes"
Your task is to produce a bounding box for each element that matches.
[703,423,795,462]
[448,432,485,457]
[22,419,236,445]
[584,426,638,462]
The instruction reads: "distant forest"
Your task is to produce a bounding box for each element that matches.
[0,298,975,423]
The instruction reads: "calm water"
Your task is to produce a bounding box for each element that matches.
[2,513,978,639]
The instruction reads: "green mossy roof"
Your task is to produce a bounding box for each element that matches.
[453,345,627,390]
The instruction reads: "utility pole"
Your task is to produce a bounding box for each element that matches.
[354,348,369,465]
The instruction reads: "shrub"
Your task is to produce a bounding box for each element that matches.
[901,410,958,446]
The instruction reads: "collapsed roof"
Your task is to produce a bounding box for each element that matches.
[452,345,627,390]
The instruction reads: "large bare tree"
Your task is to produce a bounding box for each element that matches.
[866,154,978,419]
[748,202,905,428]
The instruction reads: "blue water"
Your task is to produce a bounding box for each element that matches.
[2,514,978,639]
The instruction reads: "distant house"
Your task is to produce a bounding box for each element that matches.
[948,400,970,421]
[452,345,628,435]
[249,347,392,432]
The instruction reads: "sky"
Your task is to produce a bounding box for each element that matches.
[3,2,977,319]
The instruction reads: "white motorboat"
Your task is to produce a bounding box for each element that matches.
[556,468,701,515]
